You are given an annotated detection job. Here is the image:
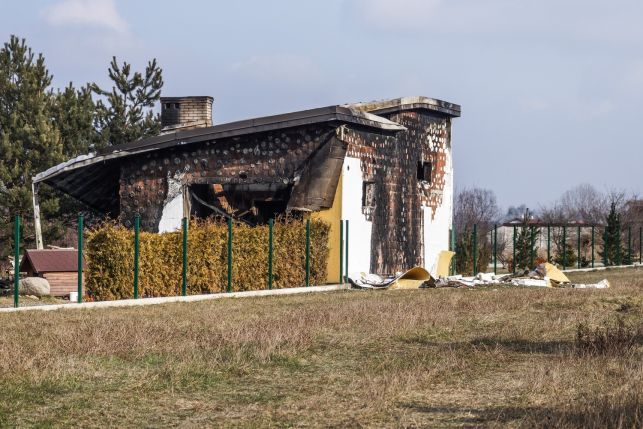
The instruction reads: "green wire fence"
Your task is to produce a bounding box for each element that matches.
[7,215,643,308]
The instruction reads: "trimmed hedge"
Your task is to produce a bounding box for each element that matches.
[86,217,330,300]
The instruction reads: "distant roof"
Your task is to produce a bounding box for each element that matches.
[19,249,85,273]
[501,219,600,227]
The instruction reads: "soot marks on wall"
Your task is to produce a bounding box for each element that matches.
[341,111,451,275]
[119,126,336,229]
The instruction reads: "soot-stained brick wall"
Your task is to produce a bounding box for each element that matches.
[342,110,451,274]
[117,111,451,275]
[119,125,336,230]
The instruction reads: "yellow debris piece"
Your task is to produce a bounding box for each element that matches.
[542,262,570,284]
[436,251,456,278]
[390,267,433,289]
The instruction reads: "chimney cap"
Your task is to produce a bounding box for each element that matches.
[160,96,213,102]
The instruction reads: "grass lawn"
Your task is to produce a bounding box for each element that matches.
[0,268,641,428]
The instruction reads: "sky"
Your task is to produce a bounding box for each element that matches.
[1,0,642,211]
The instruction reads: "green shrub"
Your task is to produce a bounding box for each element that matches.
[86,217,330,300]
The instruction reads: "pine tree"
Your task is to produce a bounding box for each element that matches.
[51,83,102,227]
[52,83,99,157]
[91,57,163,147]
[553,237,577,268]
[600,202,627,266]
[513,212,539,270]
[0,36,165,261]
[0,36,63,256]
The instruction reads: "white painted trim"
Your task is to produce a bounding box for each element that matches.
[0,284,350,314]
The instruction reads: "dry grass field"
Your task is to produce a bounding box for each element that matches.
[0,268,641,428]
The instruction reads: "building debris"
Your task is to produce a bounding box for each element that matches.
[571,279,611,289]
[348,267,433,289]
[349,261,610,290]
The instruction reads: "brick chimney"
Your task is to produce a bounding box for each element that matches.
[160,96,213,132]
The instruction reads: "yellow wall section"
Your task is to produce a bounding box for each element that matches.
[311,173,342,284]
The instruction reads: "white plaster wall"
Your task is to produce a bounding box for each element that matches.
[158,173,184,233]
[158,193,183,232]
[423,149,453,276]
[341,157,373,276]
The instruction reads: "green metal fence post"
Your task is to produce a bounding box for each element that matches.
[530,226,535,268]
[133,214,140,299]
[77,214,84,303]
[591,226,595,268]
[451,227,456,275]
[339,220,344,284]
[562,226,567,270]
[305,219,311,287]
[345,220,349,279]
[547,225,551,262]
[493,224,497,275]
[227,217,233,293]
[577,225,581,269]
[472,224,478,275]
[617,225,622,266]
[182,217,188,296]
[603,228,608,267]
[628,226,632,265]
[268,218,274,290]
[13,215,20,309]
[512,226,516,274]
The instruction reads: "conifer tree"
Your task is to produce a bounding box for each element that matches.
[0,36,165,261]
[91,57,163,147]
[0,36,63,256]
[600,202,627,265]
[513,211,539,270]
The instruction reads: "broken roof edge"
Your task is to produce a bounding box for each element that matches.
[345,96,461,117]
[34,105,406,184]
[109,105,405,155]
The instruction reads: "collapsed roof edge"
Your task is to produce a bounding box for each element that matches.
[33,105,406,184]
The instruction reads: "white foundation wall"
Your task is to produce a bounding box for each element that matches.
[423,150,453,276]
[341,157,372,276]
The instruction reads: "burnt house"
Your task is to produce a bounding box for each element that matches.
[33,96,460,281]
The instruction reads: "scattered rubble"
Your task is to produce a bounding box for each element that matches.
[434,263,609,289]
[348,267,433,289]
[349,262,611,290]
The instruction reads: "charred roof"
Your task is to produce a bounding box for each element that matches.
[33,96,460,214]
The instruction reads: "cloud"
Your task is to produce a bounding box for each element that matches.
[348,0,442,31]
[345,0,643,43]
[42,0,128,33]
[230,54,324,86]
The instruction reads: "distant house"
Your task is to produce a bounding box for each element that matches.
[19,249,84,297]
[624,200,643,225]
[497,218,600,261]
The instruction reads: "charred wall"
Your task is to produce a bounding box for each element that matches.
[118,126,337,230]
[116,110,451,276]
[342,111,451,274]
